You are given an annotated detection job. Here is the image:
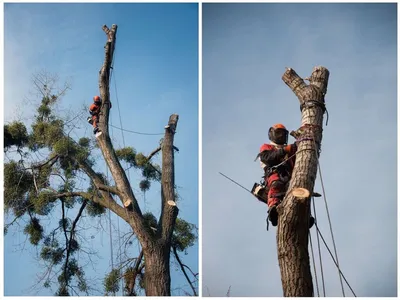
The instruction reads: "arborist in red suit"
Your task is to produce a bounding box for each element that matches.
[258,123,314,227]
[87,96,102,134]
[87,95,112,135]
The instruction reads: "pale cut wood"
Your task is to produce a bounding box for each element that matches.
[292,187,310,199]
[167,200,177,206]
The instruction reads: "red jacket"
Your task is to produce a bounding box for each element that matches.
[258,143,296,176]
[89,103,101,115]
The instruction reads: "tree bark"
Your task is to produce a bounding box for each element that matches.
[141,114,180,296]
[143,241,172,296]
[95,24,153,250]
[277,66,330,297]
[159,114,180,241]
[92,24,180,296]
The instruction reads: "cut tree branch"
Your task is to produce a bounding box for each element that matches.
[159,114,180,241]
[282,68,308,101]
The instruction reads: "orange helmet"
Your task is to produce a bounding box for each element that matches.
[93,95,101,104]
[272,123,286,130]
[269,123,288,145]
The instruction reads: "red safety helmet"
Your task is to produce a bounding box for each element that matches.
[93,95,101,105]
[268,123,288,145]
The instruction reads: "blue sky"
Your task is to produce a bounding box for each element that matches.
[4,3,198,296]
[202,3,397,297]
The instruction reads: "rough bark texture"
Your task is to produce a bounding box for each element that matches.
[277,66,330,297]
[90,24,180,296]
[144,241,172,296]
[159,114,180,241]
[96,24,153,250]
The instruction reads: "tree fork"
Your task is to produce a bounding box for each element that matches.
[277,66,330,297]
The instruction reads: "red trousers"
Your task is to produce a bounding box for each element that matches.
[266,173,287,207]
[91,115,99,128]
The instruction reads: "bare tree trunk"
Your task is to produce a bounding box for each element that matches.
[277,66,330,296]
[93,24,180,296]
[142,114,179,296]
[159,114,180,241]
[144,243,172,296]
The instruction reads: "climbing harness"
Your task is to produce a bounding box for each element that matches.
[300,99,329,126]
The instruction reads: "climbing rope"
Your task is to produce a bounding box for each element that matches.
[108,42,126,296]
[106,167,115,296]
[310,197,357,297]
[309,232,320,297]
[312,196,326,296]
[312,138,345,297]
[109,124,164,136]
[314,223,357,297]
[110,109,124,295]
[291,123,352,297]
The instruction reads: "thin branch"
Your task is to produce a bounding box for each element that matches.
[182,264,198,279]
[147,146,161,161]
[5,215,22,231]
[30,154,59,170]
[61,200,68,243]
[172,246,197,296]
[62,200,88,293]
[125,250,144,296]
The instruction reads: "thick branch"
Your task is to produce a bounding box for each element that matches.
[94,24,153,249]
[31,154,59,170]
[97,184,120,196]
[159,114,180,241]
[98,24,117,136]
[77,160,122,201]
[282,68,308,100]
[53,190,127,233]
[76,161,134,218]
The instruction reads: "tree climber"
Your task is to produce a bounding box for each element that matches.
[87,95,102,134]
[257,123,314,228]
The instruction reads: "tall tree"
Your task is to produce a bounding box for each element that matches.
[276,66,330,296]
[4,24,197,296]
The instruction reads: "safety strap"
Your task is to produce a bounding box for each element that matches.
[300,100,329,126]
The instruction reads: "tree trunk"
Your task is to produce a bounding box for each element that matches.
[142,114,179,296]
[277,66,330,296]
[159,114,179,241]
[94,24,180,296]
[143,243,171,296]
